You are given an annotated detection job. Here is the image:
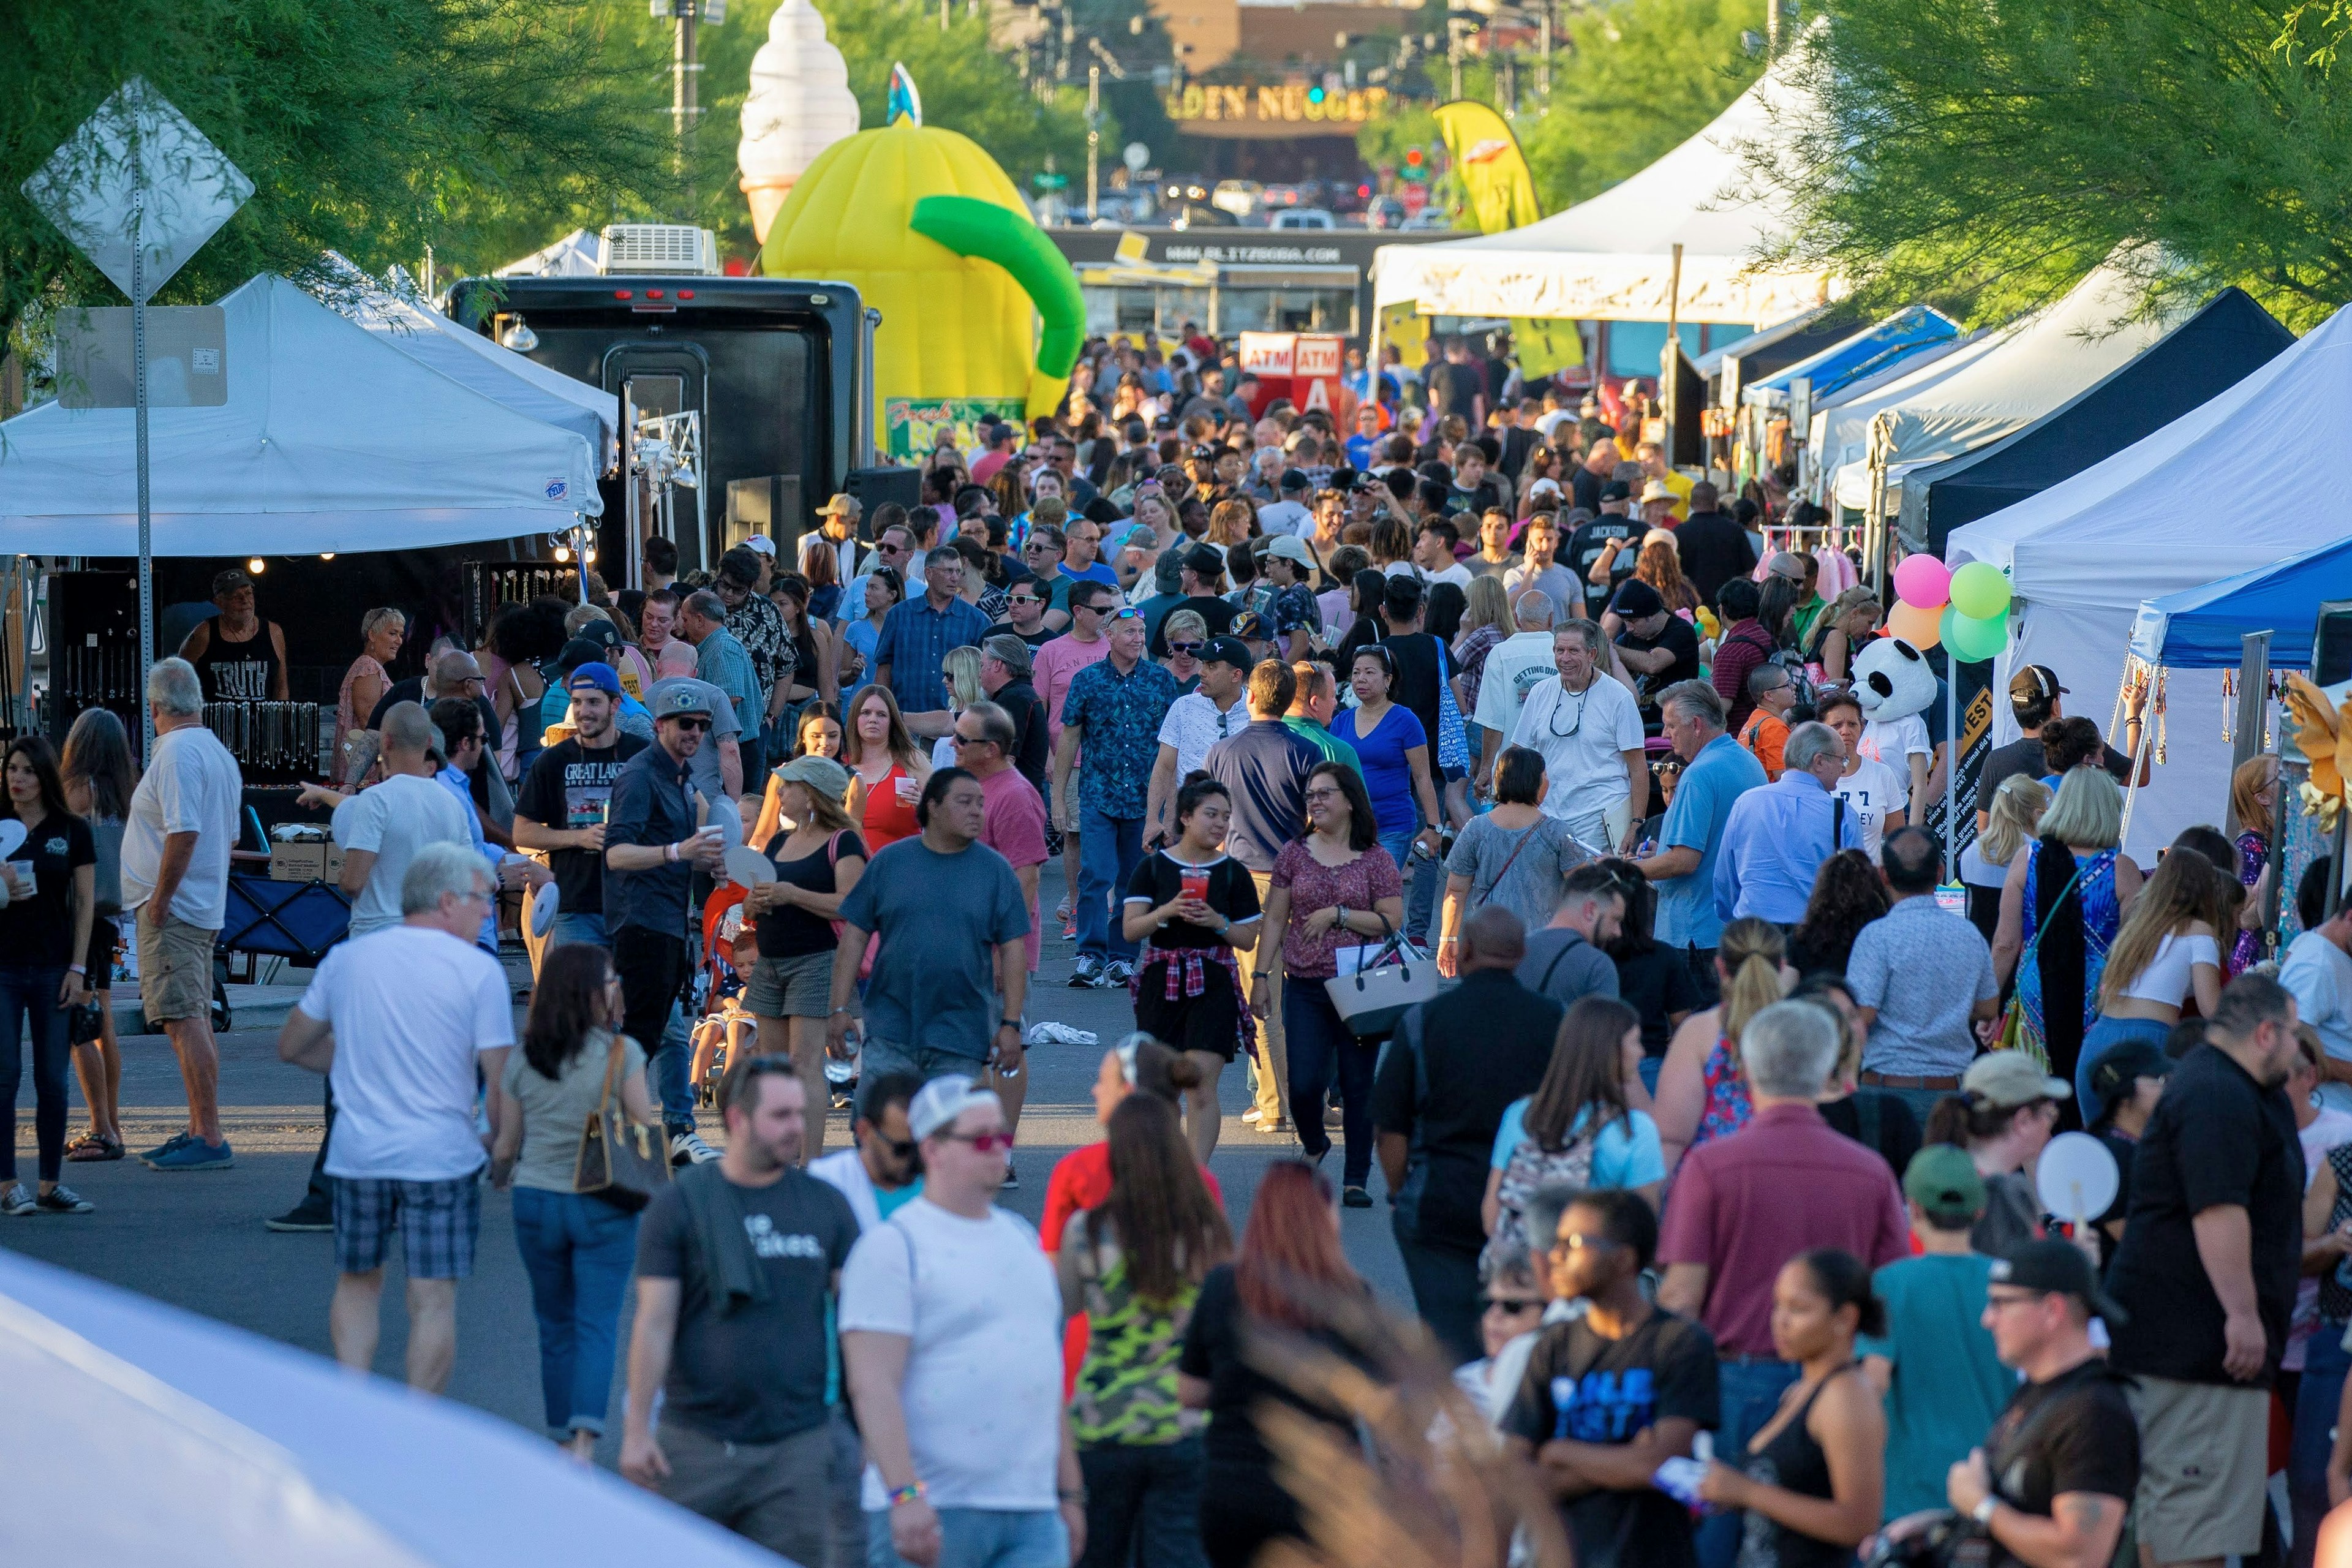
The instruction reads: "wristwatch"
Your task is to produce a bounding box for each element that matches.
[1000,1017,1023,1031]
[1971,1496,1998,1528]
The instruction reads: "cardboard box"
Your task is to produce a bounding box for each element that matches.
[268,841,325,882]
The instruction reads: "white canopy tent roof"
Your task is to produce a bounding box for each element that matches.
[494,227,605,277]
[1830,260,2187,510]
[0,273,599,556]
[322,255,620,470]
[2,1248,778,1564]
[1370,47,1834,325]
[1801,328,1999,502]
[1947,300,2352,858]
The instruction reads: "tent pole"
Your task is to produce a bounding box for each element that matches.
[2226,631,2272,835]
[1943,669,1958,882]
[2117,662,2157,849]
[133,190,154,763]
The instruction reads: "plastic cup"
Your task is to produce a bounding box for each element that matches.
[894,775,919,804]
[1180,870,1209,903]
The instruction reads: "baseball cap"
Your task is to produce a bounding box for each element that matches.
[574,618,622,651]
[1280,470,1311,493]
[565,661,622,696]
[1200,635,1253,671]
[1231,611,1270,643]
[1962,1049,2074,1109]
[775,753,851,801]
[2087,1039,2173,1111]
[557,637,611,673]
[1185,543,1226,576]
[1902,1144,1988,1226]
[1528,477,1563,500]
[2010,665,2070,710]
[742,534,777,558]
[211,568,254,597]
[1991,1238,2128,1324]
[1265,535,1317,569]
[821,493,859,517]
[1598,480,1632,502]
[908,1072,1004,1141]
[981,633,1035,676]
[651,683,714,721]
[1766,551,1810,582]
[1612,579,1665,618]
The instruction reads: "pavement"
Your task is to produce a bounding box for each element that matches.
[4,860,1412,1465]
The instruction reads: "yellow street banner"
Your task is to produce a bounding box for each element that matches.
[1432,101,1542,235]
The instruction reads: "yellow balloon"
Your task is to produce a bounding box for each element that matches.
[1885,599,1943,650]
[759,118,1041,438]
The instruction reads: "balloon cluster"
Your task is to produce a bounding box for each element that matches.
[1887,556,2013,663]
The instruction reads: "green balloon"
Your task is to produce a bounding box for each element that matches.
[1948,560,2013,620]
[1941,605,2008,663]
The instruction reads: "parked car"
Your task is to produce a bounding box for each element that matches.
[1270,208,1337,230]
[1365,197,1409,230]
[1211,179,1263,219]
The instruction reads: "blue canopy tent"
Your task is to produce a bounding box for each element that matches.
[1742,305,1961,409]
[2128,535,2352,670]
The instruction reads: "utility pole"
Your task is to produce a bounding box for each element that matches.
[1766,0,1781,55]
[1449,19,1463,99]
[1539,6,1551,107]
[1087,66,1102,221]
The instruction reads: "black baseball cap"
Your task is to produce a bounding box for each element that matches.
[1613,579,1665,618]
[1990,1238,2128,1324]
[2087,1039,2173,1112]
[1599,480,1633,502]
[2010,664,2069,713]
[1200,635,1253,671]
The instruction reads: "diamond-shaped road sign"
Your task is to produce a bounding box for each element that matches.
[21,77,253,303]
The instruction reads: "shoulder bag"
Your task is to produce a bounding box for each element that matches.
[1995,862,2085,1068]
[1325,910,1444,1038]
[573,1036,671,1211]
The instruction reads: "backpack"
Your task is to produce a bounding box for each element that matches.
[1485,1118,1599,1272]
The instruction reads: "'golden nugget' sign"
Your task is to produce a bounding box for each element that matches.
[1166,84,1391,125]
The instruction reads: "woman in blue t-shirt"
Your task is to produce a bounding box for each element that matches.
[1329,646,1443,881]
[1483,996,1665,1259]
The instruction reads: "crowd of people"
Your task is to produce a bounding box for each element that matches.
[7,328,2351,1568]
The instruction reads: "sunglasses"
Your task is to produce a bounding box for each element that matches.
[949,733,993,748]
[940,1129,1015,1153]
[878,1136,919,1160]
[1166,641,1204,655]
[1008,594,1042,606]
[669,716,712,732]
[1107,607,1143,621]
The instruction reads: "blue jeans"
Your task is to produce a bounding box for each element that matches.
[1077,805,1146,963]
[1377,821,1437,946]
[2075,1013,2173,1126]
[1638,1054,1664,1095]
[548,910,609,950]
[865,1507,1070,1568]
[1697,1358,1801,1568]
[2292,1322,2351,1568]
[657,1001,696,1131]
[1079,1438,1207,1568]
[510,1186,639,1435]
[0,964,69,1183]
[1284,977,1378,1187]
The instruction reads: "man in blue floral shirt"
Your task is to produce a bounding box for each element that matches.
[1262,536,1324,661]
[1051,606,1180,987]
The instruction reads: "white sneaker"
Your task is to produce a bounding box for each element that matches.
[670,1131,720,1166]
[1240,1108,1264,1125]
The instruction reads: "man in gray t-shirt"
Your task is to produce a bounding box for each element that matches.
[1513,863,1626,1006]
[646,675,745,803]
[829,769,1031,1076]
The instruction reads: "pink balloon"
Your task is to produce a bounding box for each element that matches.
[1893,554,1953,610]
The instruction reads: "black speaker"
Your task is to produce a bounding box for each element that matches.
[2315,600,2352,687]
[845,466,921,536]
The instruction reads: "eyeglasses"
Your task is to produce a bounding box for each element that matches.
[1983,1289,2048,1313]
[1166,641,1204,655]
[1008,594,1042,606]
[1483,1295,1545,1313]
[669,716,712,731]
[1303,786,1343,802]
[940,1129,1016,1153]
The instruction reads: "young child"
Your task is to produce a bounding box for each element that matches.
[1738,663,1796,780]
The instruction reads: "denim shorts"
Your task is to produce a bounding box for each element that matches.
[333,1172,483,1279]
[745,949,834,1020]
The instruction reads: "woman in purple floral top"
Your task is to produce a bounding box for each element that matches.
[2230,756,2277,974]
[1250,761,1404,1206]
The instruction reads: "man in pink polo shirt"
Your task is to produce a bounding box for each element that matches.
[955,699,1050,1162]
[1031,581,1116,938]
[1656,1000,1910,1568]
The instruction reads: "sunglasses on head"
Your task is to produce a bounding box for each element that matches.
[1107,607,1143,621]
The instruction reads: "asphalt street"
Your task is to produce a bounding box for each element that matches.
[2,861,1413,1464]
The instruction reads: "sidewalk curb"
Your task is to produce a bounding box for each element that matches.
[113,987,304,1040]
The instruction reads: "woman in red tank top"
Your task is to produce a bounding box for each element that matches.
[842,685,932,851]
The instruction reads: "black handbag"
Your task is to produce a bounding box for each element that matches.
[572,1037,671,1212]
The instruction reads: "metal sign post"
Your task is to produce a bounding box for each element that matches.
[23,78,251,760]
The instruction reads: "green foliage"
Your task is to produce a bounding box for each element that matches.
[1758,0,2352,328]
[0,0,669,342]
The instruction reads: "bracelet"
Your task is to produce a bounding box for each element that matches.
[889,1482,928,1507]
[665,842,679,864]
[1000,1017,1023,1030]
[67,963,86,975]
[831,1006,853,1016]
[1335,904,1349,932]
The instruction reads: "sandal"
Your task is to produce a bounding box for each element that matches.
[67,1133,125,1163]
[63,1131,102,1156]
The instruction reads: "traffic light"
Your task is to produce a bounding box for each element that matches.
[1404,148,1424,168]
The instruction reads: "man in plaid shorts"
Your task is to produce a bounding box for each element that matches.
[278,841,515,1392]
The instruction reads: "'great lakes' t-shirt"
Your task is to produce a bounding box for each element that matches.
[1501,1310,1719,1568]
[636,1167,860,1444]
[517,734,648,919]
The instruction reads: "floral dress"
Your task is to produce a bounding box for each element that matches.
[2018,848,2121,1039]
[1691,1035,1755,1154]
[2233,831,2267,974]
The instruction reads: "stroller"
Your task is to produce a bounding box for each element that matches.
[689,883,862,1111]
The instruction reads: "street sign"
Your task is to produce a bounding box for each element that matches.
[55,306,228,409]
[1123,142,1150,172]
[22,77,251,756]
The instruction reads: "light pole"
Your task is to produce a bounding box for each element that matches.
[1087,65,1101,221]
[658,0,728,211]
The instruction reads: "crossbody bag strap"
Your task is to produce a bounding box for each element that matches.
[2019,864,2087,965]
[1475,822,1544,911]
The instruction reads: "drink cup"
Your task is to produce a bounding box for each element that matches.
[1180,870,1209,903]
[6,859,32,894]
[894,774,919,804]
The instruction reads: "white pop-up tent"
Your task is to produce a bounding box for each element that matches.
[496,227,605,277]
[1369,45,1834,327]
[1948,300,2352,858]
[0,273,599,556]
[1803,328,2002,503]
[1830,259,2188,511]
[321,254,620,470]
[2,1248,780,1564]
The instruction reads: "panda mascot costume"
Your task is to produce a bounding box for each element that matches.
[1834,637,1939,858]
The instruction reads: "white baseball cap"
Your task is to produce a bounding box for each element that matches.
[908,1074,1003,1141]
[742,534,778,557]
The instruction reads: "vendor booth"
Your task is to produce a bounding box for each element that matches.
[1368,41,1836,366]
[1898,288,2292,555]
[2,1248,781,1564]
[1804,326,2004,505]
[1947,298,2352,859]
[1744,305,1961,411]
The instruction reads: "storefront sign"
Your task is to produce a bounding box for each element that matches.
[1165,84,1390,126]
[883,396,1024,459]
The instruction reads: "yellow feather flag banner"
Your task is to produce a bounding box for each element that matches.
[1431,100,1543,235]
[1512,318,1586,375]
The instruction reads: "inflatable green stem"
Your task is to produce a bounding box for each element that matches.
[909,195,1084,381]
